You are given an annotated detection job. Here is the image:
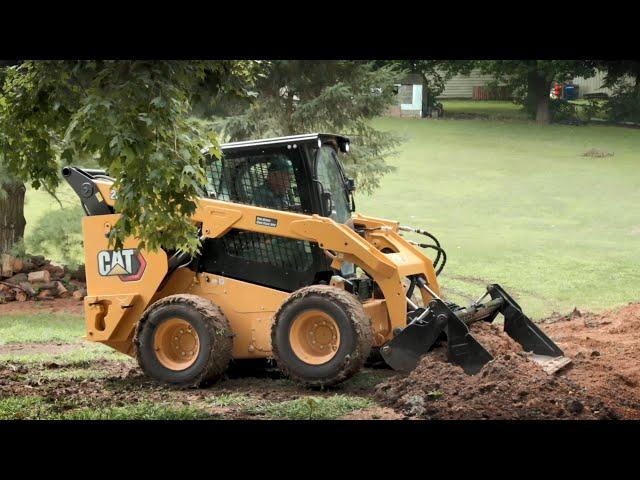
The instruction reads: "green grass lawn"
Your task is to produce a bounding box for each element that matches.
[358,116,640,318]
[19,110,640,318]
[0,313,85,345]
[442,100,528,120]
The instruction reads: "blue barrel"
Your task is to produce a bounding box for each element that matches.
[564,84,579,100]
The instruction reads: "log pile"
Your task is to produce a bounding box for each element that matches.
[0,253,86,304]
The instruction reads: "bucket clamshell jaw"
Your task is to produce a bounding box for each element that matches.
[380,283,565,375]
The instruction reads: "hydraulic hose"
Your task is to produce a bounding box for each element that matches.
[400,225,447,276]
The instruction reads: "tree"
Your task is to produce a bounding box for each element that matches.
[598,60,640,91]
[596,60,640,123]
[477,61,597,124]
[0,60,256,255]
[0,63,26,254]
[218,60,405,193]
[0,165,26,254]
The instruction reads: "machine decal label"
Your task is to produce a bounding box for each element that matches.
[256,216,278,228]
[97,249,146,281]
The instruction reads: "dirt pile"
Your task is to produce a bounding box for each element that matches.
[541,303,640,419]
[375,321,618,419]
[0,254,86,304]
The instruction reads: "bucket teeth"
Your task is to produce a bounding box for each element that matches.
[381,284,564,375]
[487,284,564,357]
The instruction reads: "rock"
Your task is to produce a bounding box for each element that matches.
[0,291,16,303]
[69,279,85,290]
[12,257,24,273]
[28,270,51,283]
[72,289,86,300]
[567,400,584,415]
[30,255,47,267]
[43,264,65,279]
[55,281,68,295]
[69,265,86,282]
[403,394,426,417]
[5,273,28,285]
[18,282,36,297]
[21,259,35,272]
[37,289,54,300]
[15,290,29,302]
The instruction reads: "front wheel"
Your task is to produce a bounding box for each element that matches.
[271,285,373,387]
[134,294,233,388]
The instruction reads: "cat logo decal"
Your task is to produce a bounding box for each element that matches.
[97,249,146,282]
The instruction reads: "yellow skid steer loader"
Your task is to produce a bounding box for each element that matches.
[64,133,565,387]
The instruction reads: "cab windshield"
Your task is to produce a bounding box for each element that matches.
[315,146,351,224]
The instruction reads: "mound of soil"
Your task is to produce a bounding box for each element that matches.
[375,321,618,419]
[541,303,640,419]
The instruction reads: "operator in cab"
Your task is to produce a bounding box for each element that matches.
[251,156,298,211]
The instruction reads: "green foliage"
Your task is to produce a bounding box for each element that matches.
[605,85,640,123]
[248,394,372,420]
[0,164,12,199]
[220,61,405,193]
[427,390,443,399]
[596,61,640,90]
[0,61,257,255]
[580,98,607,121]
[25,205,84,268]
[548,99,581,124]
[8,238,27,259]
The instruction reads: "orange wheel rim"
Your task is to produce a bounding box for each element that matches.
[289,309,340,365]
[153,318,200,371]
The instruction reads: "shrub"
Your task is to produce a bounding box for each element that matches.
[605,85,640,123]
[26,205,84,268]
[548,99,581,124]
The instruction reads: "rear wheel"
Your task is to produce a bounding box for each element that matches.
[271,285,373,387]
[134,294,233,388]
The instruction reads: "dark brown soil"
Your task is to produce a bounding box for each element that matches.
[3,299,640,420]
[541,303,640,419]
[0,343,80,356]
[374,319,627,419]
[0,297,83,315]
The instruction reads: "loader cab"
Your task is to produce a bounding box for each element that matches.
[200,133,356,292]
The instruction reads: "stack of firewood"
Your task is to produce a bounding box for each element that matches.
[0,253,86,304]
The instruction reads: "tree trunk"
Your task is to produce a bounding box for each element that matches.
[535,93,551,124]
[527,72,553,124]
[0,180,27,254]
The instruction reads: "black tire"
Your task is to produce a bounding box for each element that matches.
[271,285,373,387]
[134,294,233,388]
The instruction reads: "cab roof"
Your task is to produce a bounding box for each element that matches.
[220,133,350,153]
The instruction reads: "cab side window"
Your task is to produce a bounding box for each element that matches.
[206,151,303,213]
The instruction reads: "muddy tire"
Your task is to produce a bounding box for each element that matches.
[134,294,233,388]
[271,285,373,387]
